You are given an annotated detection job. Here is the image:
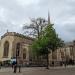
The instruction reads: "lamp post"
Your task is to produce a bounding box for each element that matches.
[13,49,17,73]
[14,48,19,73]
[14,43,20,73]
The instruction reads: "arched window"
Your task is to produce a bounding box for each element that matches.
[16,43,20,56]
[3,41,9,57]
[23,48,26,59]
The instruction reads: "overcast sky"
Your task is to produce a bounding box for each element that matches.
[0,0,75,42]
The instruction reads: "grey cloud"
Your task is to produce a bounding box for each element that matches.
[64,23,75,33]
[0,0,75,42]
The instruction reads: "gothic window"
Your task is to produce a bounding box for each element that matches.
[3,41,9,58]
[23,48,26,59]
[16,43,20,56]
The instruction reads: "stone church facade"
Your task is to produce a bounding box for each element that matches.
[0,32,75,66]
[0,32,34,65]
[49,41,75,66]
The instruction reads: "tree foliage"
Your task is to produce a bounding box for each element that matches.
[23,17,64,68]
[31,22,64,56]
[23,18,47,38]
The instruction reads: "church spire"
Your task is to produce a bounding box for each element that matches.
[7,29,8,33]
[48,11,50,24]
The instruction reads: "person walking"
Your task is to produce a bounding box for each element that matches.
[13,61,17,73]
[0,63,1,69]
[18,64,21,73]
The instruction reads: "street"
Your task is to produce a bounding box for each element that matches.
[0,66,75,75]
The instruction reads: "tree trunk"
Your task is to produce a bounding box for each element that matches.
[46,53,49,69]
[52,49,55,67]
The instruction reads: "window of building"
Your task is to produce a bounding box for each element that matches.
[23,48,26,59]
[16,43,20,56]
[3,41,9,58]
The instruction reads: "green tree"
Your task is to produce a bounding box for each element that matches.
[32,23,64,69]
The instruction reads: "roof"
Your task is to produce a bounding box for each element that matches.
[65,42,74,47]
[1,32,34,41]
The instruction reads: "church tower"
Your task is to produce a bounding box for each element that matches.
[48,11,50,24]
[48,11,54,26]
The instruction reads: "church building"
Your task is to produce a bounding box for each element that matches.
[0,32,34,65]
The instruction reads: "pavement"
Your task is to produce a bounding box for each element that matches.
[0,66,75,75]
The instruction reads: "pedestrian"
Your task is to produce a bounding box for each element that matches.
[0,63,1,69]
[12,62,13,69]
[14,64,17,73]
[18,64,21,73]
[13,61,17,73]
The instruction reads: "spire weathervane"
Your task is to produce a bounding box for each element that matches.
[48,11,50,24]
